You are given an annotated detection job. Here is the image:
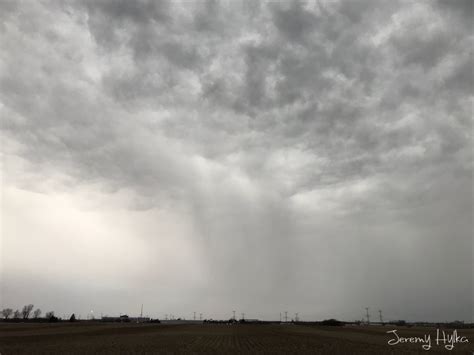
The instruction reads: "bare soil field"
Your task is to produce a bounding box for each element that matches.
[0,322,472,354]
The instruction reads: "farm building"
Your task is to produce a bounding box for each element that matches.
[101,315,150,323]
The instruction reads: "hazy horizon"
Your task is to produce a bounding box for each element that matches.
[1,0,472,323]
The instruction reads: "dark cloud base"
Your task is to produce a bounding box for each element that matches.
[0,0,472,322]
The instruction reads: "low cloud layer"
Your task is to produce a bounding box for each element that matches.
[1,0,472,322]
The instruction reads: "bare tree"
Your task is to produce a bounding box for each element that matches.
[13,309,21,319]
[33,308,42,319]
[45,311,55,319]
[21,304,34,319]
[2,308,13,319]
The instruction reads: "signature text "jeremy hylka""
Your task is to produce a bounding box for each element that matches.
[387,329,469,350]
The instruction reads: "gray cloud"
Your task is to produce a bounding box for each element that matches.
[271,1,318,42]
[0,0,472,322]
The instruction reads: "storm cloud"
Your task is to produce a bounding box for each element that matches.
[1,0,472,322]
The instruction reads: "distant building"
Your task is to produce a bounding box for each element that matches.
[101,315,150,323]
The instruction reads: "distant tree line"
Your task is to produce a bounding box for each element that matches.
[1,305,77,323]
[1,304,39,320]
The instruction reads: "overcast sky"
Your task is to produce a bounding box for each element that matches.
[0,0,472,322]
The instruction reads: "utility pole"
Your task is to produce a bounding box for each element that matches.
[199,313,202,320]
[379,310,383,324]
[194,312,196,320]
[140,304,143,318]
[232,310,236,320]
[279,312,282,322]
[285,311,288,323]
[365,307,370,325]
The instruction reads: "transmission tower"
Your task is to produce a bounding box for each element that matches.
[365,307,370,325]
